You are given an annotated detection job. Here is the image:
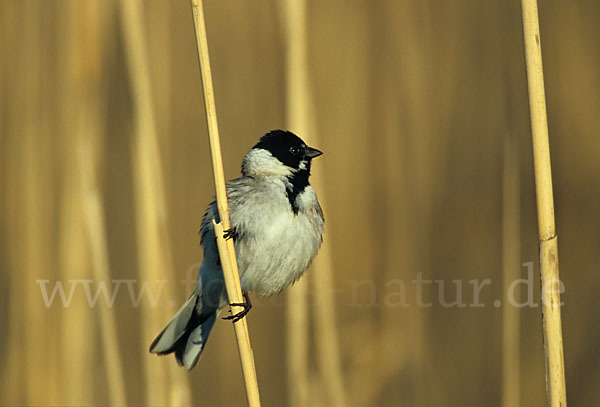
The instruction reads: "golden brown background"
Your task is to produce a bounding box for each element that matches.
[1,0,598,406]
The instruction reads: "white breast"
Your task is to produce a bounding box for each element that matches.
[233,181,323,296]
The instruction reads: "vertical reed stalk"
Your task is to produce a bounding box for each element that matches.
[502,132,521,407]
[18,2,55,403]
[520,1,567,406]
[283,0,346,406]
[282,0,311,405]
[3,2,27,403]
[286,280,310,407]
[119,0,192,405]
[57,1,109,404]
[190,1,261,405]
[78,130,127,407]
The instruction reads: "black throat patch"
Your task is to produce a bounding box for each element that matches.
[286,166,311,214]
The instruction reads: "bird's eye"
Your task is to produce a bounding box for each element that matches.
[290,146,300,155]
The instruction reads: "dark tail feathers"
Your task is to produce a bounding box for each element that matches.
[149,290,217,370]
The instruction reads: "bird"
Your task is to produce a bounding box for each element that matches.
[149,129,324,370]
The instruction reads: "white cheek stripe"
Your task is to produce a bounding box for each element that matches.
[242,148,293,177]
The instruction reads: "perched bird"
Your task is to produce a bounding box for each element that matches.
[150,130,324,370]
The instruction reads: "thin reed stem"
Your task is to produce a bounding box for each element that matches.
[282,0,312,405]
[286,282,310,407]
[18,2,57,403]
[502,132,521,407]
[283,0,346,406]
[61,3,127,405]
[520,1,567,406]
[78,136,128,407]
[190,1,261,405]
[119,0,192,405]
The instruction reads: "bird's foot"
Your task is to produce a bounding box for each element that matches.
[223,293,252,323]
[223,228,236,240]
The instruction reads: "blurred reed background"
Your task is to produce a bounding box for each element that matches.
[1,0,599,406]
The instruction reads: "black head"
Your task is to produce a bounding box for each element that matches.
[253,130,323,170]
[244,130,322,214]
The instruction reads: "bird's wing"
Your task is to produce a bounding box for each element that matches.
[199,176,255,248]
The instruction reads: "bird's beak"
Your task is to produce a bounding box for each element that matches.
[305,146,323,159]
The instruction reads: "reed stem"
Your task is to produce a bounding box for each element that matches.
[190,1,261,405]
[119,0,192,404]
[520,1,567,406]
[502,133,521,407]
[283,0,346,405]
[78,138,128,407]
[282,0,312,405]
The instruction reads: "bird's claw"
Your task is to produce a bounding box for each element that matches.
[223,293,252,323]
[223,228,235,240]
